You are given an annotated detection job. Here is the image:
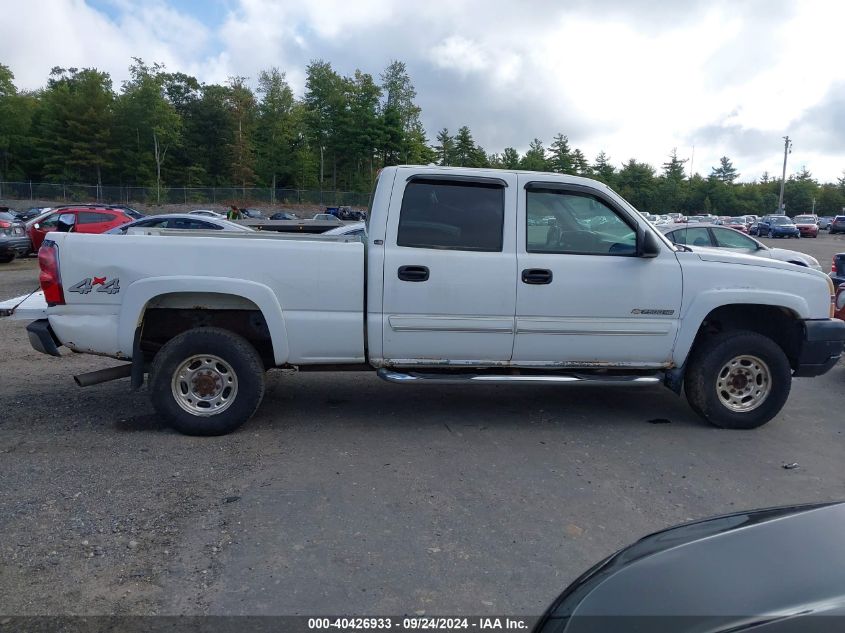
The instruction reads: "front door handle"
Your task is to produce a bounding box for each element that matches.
[398,265,430,282]
[521,268,553,285]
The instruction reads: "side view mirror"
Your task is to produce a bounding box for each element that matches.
[56,213,76,233]
[638,228,661,258]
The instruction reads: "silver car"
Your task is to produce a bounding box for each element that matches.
[660,223,822,270]
[106,214,253,234]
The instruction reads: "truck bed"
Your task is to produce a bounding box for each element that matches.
[39,230,367,365]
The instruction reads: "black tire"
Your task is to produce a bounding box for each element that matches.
[0,253,15,264]
[684,330,791,429]
[149,327,265,436]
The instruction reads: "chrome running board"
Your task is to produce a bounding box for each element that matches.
[377,368,662,386]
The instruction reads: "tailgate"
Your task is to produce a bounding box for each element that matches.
[0,291,48,320]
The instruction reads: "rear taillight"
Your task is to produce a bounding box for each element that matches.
[833,258,838,274]
[39,242,65,305]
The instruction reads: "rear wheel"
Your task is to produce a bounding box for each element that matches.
[685,331,791,429]
[150,327,265,436]
[0,253,15,264]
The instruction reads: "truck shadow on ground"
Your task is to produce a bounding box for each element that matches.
[2,370,714,434]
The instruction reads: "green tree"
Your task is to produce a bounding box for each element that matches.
[710,156,739,183]
[114,59,182,201]
[0,64,37,182]
[547,133,573,174]
[36,66,115,188]
[520,138,548,171]
[591,151,615,185]
[571,149,590,176]
[662,148,687,181]
[500,147,520,169]
[434,128,454,166]
[255,68,296,192]
[304,60,346,189]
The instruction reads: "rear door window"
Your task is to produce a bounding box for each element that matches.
[78,212,116,224]
[397,180,505,252]
[667,227,712,247]
[713,228,758,249]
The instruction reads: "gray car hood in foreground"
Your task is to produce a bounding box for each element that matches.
[537,502,845,633]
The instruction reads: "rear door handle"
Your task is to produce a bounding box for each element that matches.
[521,268,553,285]
[398,265,430,282]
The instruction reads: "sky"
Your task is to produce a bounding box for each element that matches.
[3,0,845,182]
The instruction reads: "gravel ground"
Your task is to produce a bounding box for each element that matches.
[0,233,843,617]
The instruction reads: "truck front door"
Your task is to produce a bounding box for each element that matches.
[381,173,517,365]
[513,178,683,366]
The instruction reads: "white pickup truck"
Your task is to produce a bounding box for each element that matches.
[3,166,844,435]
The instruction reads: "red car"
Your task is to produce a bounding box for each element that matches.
[724,218,749,233]
[28,206,134,251]
[836,284,845,321]
[793,214,819,238]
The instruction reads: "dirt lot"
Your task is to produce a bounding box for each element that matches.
[0,233,844,617]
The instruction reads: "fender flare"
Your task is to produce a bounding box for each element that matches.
[118,276,290,366]
[673,289,809,365]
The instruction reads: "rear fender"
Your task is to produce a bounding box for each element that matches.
[119,277,290,365]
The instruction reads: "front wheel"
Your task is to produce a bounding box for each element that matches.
[685,331,791,429]
[149,327,265,436]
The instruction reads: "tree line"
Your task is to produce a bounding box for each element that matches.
[1,59,844,215]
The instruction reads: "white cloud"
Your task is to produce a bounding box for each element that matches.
[1,0,845,180]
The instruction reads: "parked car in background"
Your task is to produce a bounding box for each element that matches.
[241,208,265,219]
[0,211,29,263]
[724,217,748,233]
[686,215,706,223]
[831,252,845,288]
[793,214,819,238]
[27,206,135,251]
[660,223,822,270]
[106,214,254,234]
[322,221,366,237]
[269,211,298,220]
[189,209,225,218]
[829,215,845,234]
[312,213,343,223]
[818,216,835,230]
[12,207,52,222]
[754,215,776,236]
[762,215,800,238]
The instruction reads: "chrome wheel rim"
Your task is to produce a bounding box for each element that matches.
[171,354,238,416]
[716,354,771,413]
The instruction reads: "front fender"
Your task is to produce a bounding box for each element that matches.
[118,276,290,365]
[673,289,809,365]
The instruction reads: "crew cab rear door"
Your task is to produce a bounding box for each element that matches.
[513,177,682,366]
[381,171,518,364]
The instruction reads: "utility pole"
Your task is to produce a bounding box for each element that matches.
[778,136,792,211]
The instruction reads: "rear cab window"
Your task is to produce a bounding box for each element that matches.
[397,179,505,252]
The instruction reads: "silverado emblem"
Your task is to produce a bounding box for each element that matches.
[631,309,675,315]
[68,277,121,295]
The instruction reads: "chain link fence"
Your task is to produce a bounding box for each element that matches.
[0,181,371,208]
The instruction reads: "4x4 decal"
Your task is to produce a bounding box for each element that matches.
[68,277,120,295]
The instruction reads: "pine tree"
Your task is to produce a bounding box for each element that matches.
[520,138,548,171]
[592,151,615,184]
[571,149,590,176]
[547,133,573,174]
[710,156,739,183]
[662,148,687,181]
[434,128,454,166]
